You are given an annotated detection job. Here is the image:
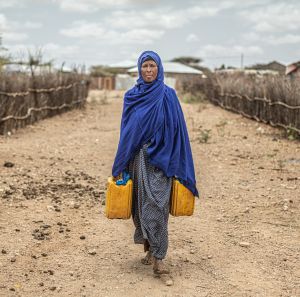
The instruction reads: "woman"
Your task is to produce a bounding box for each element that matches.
[112,50,199,275]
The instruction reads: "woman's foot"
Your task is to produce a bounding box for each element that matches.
[141,251,153,265]
[153,258,170,275]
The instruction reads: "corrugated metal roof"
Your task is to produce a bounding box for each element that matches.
[286,61,300,75]
[128,62,203,74]
[215,68,279,75]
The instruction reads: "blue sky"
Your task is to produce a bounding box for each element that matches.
[0,0,299,69]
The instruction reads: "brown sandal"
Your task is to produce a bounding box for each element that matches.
[153,258,170,275]
[141,251,153,265]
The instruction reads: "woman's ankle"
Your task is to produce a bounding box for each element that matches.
[143,240,150,252]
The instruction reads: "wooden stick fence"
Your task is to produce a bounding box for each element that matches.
[210,94,300,134]
[181,74,300,136]
[0,74,89,135]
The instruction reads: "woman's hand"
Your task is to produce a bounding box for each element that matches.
[113,174,122,181]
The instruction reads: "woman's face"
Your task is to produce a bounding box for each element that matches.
[141,59,158,83]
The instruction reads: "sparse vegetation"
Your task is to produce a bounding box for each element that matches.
[196,128,211,143]
[284,126,300,140]
[181,91,206,103]
[215,120,228,137]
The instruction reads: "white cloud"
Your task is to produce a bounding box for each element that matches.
[197,44,265,68]
[107,5,222,30]
[2,0,299,68]
[24,21,43,29]
[121,29,164,44]
[240,2,300,33]
[54,0,271,14]
[0,14,42,32]
[43,43,79,57]
[241,2,300,47]
[0,14,29,42]
[186,33,199,42]
[0,0,20,8]
[0,15,41,43]
[7,43,80,63]
[266,34,300,45]
[184,5,224,19]
[60,21,164,44]
[52,0,155,13]
[198,44,264,58]
[217,0,273,9]
[52,0,108,13]
[60,21,106,37]
[4,32,28,42]
[0,13,8,30]
[242,32,260,42]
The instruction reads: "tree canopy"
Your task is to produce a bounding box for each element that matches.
[171,56,202,65]
[171,56,212,74]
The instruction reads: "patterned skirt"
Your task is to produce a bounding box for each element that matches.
[128,143,172,260]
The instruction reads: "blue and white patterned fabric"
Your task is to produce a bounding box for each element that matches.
[129,143,172,260]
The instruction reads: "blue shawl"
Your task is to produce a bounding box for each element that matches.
[112,51,199,197]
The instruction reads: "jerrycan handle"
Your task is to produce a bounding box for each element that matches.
[116,170,130,185]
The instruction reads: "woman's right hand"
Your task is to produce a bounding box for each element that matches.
[113,174,121,181]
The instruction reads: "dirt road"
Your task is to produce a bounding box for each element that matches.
[0,90,299,297]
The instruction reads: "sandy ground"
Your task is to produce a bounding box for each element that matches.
[0,90,299,297]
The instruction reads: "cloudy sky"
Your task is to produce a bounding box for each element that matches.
[0,0,299,69]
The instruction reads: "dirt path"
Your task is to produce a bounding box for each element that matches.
[0,90,299,297]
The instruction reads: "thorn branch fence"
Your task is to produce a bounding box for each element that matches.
[181,74,300,136]
[0,73,89,134]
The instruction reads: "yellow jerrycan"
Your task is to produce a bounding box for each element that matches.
[105,176,133,219]
[170,178,195,216]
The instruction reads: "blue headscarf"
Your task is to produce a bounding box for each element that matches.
[112,50,199,197]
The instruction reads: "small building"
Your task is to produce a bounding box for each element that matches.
[115,74,136,90]
[216,61,286,76]
[215,68,279,77]
[89,60,136,90]
[286,61,300,78]
[264,61,286,74]
[127,62,204,89]
[89,67,115,90]
[249,61,286,75]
